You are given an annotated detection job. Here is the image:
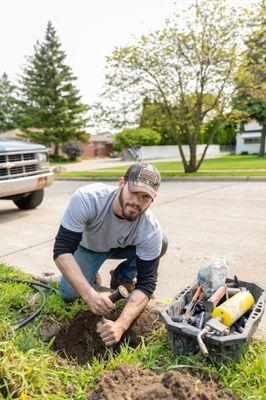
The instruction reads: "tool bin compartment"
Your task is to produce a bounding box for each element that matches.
[160,278,265,362]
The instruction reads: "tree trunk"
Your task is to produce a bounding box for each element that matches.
[197,141,211,171]
[178,141,189,172]
[196,120,223,170]
[54,144,59,157]
[186,142,197,173]
[259,125,266,157]
[170,125,189,172]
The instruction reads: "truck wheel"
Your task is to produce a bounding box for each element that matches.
[13,189,44,210]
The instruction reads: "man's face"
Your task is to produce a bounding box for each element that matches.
[118,182,153,221]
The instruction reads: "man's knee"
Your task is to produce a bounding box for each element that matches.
[160,232,168,257]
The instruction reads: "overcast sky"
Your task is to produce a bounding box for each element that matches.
[1,0,259,108]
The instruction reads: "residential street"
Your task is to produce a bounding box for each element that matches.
[51,157,181,172]
[51,154,228,172]
[0,179,265,339]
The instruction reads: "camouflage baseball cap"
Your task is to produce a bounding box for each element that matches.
[124,163,161,200]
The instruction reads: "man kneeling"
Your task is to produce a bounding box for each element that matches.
[53,163,167,346]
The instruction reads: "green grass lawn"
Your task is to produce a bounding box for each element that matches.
[49,159,80,166]
[151,155,266,171]
[203,155,266,169]
[55,155,266,178]
[105,155,266,171]
[0,263,265,399]
[56,170,266,178]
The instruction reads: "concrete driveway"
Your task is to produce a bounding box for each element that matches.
[0,179,265,339]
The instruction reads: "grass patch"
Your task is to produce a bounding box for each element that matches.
[55,155,266,178]
[151,155,266,171]
[49,155,93,166]
[93,154,266,171]
[0,263,265,399]
[218,340,266,400]
[56,170,266,178]
[49,160,79,166]
[48,155,82,166]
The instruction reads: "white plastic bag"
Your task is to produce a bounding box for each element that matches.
[197,257,228,297]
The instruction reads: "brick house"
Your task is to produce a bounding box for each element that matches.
[82,132,114,157]
[0,129,114,158]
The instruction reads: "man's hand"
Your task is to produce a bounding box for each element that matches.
[87,292,114,316]
[96,318,125,346]
[96,290,149,346]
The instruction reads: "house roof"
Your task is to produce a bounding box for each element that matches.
[0,128,44,139]
[89,134,113,143]
[241,132,261,139]
[237,121,262,133]
[0,128,24,139]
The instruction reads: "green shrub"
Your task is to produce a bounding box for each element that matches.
[114,127,161,148]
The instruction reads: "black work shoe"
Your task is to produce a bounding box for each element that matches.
[94,272,102,286]
[110,270,120,290]
[110,270,136,293]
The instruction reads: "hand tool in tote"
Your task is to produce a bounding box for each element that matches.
[172,285,202,324]
[197,290,255,355]
[185,285,202,316]
[203,284,228,323]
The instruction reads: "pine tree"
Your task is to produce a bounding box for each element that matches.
[0,73,18,133]
[18,21,89,155]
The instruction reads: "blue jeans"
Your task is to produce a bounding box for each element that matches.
[60,245,137,301]
[60,233,168,301]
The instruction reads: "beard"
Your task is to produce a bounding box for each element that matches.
[118,186,145,221]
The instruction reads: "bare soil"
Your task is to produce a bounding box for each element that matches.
[87,364,235,400]
[52,305,237,399]
[53,306,162,364]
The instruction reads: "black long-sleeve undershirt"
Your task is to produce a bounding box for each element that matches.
[53,225,82,260]
[135,256,159,298]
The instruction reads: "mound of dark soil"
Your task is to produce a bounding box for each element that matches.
[88,364,235,400]
[53,307,162,364]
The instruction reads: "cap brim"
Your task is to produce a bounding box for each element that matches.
[128,180,156,200]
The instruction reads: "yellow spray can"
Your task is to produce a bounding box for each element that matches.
[212,290,255,327]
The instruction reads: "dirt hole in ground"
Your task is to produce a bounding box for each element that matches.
[52,306,162,365]
[88,364,235,400]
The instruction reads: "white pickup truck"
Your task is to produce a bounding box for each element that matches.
[0,139,54,209]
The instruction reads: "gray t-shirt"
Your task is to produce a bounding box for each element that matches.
[61,183,162,261]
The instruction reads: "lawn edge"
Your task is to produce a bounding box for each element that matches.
[55,175,266,182]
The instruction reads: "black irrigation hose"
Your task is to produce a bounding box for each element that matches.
[13,284,46,331]
[0,278,59,331]
[2,278,59,294]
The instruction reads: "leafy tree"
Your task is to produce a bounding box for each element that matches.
[18,21,89,155]
[139,98,176,145]
[233,1,266,156]
[199,119,236,146]
[94,0,249,172]
[140,96,236,146]
[114,127,161,149]
[0,73,18,132]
